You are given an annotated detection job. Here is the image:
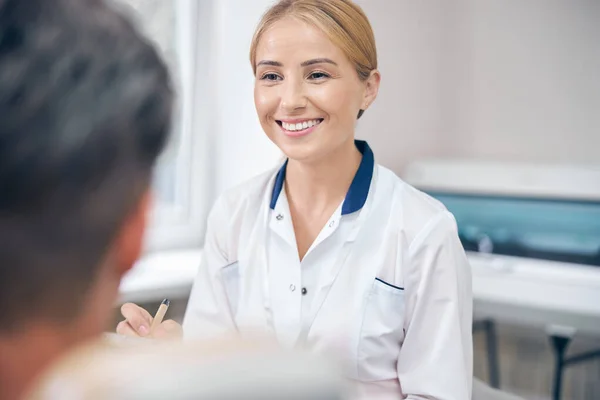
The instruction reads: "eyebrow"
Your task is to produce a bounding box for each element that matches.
[255,58,338,68]
[301,58,338,67]
[256,60,283,68]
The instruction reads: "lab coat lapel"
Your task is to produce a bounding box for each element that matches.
[297,167,379,346]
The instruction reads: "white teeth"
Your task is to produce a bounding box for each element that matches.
[281,119,321,131]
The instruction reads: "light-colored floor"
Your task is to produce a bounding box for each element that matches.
[112,299,600,400]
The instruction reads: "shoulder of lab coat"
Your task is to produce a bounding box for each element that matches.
[181,168,277,339]
[392,176,473,399]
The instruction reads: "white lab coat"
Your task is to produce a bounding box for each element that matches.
[183,141,473,399]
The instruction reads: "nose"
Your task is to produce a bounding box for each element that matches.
[280,79,306,113]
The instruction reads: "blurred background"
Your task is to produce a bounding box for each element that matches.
[113,1,600,399]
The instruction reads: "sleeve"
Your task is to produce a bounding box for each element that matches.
[397,211,473,400]
[181,196,238,340]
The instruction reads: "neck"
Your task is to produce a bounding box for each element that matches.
[285,138,362,214]
[0,323,81,399]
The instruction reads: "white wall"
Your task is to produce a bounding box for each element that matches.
[447,0,600,165]
[356,0,600,172]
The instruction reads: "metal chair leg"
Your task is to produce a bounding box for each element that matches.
[549,334,571,400]
[484,319,500,389]
[473,319,501,389]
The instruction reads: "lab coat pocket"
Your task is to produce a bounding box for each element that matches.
[220,261,240,317]
[357,278,405,381]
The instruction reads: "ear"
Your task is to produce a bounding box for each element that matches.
[361,69,381,111]
[113,189,153,277]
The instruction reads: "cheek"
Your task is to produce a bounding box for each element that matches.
[254,87,277,121]
[310,83,362,122]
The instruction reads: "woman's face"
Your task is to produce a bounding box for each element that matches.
[253,17,379,163]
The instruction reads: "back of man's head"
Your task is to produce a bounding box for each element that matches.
[0,0,173,335]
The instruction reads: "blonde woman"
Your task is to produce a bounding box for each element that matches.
[119,1,473,398]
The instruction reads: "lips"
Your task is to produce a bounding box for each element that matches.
[275,118,324,138]
[277,118,323,132]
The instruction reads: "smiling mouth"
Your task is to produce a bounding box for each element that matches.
[276,118,324,132]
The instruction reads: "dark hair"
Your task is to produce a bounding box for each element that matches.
[0,0,173,332]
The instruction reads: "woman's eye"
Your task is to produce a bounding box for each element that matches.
[260,73,281,81]
[308,72,329,80]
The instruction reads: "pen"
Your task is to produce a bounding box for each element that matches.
[150,298,170,333]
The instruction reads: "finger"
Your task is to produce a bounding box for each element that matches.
[162,319,183,334]
[153,319,183,340]
[120,303,152,336]
[120,303,153,323]
[116,320,140,338]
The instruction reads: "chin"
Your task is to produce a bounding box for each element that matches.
[277,140,322,163]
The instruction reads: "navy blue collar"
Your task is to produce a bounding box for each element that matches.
[270,140,375,215]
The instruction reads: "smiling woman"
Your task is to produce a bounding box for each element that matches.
[118,2,473,399]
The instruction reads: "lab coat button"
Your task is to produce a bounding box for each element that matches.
[329,220,335,228]
[301,287,307,295]
[276,214,284,221]
[289,284,296,292]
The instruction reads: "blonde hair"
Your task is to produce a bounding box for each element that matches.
[249,0,378,82]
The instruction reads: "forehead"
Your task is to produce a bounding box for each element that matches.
[256,17,347,62]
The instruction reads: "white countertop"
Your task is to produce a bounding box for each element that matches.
[469,253,600,335]
[119,249,600,335]
[118,250,201,304]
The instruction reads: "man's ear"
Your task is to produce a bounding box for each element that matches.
[113,189,153,277]
[362,69,381,111]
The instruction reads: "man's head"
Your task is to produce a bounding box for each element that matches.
[0,0,172,339]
